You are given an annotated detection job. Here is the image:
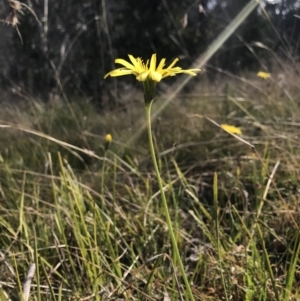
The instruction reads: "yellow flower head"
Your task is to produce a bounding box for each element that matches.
[104,54,200,104]
[104,54,200,83]
[257,71,271,79]
[105,134,112,151]
[105,134,112,142]
[221,124,242,135]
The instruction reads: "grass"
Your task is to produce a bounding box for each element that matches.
[0,63,300,301]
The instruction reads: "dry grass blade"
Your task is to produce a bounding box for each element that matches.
[22,264,35,301]
[262,160,280,202]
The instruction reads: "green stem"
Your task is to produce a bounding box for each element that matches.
[100,153,106,212]
[145,102,195,301]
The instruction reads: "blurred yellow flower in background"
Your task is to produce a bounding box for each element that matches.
[105,134,112,142]
[257,71,271,79]
[105,134,112,151]
[221,124,242,135]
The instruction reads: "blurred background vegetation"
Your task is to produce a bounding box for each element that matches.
[0,0,298,103]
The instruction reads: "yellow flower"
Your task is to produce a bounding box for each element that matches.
[221,124,242,135]
[104,54,200,82]
[257,71,271,79]
[105,134,112,142]
[105,54,200,105]
[105,134,112,151]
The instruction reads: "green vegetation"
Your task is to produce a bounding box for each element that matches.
[1,67,300,300]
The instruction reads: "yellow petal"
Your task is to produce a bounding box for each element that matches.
[128,55,144,71]
[161,71,177,78]
[149,71,162,82]
[156,58,166,72]
[104,69,135,78]
[149,54,157,71]
[115,58,135,70]
[179,70,198,76]
[136,71,150,81]
[221,124,242,135]
[167,58,179,69]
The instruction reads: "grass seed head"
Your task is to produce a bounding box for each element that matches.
[8,0,22,12]
[5,11,19,27]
